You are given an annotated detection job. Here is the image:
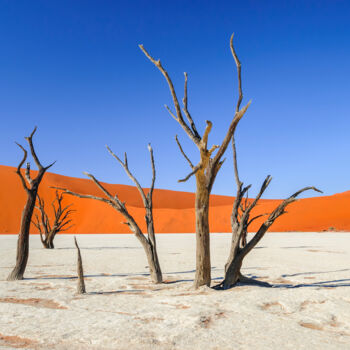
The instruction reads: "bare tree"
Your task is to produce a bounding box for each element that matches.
[74,237,86,294]
[140,34,250,288]
[32,191,74,249]
[54,144,162,284]
[7,127,55,281]
[219,136,322,289]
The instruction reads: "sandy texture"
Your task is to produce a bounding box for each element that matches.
[1,233,350,349]
[1,165,350,234]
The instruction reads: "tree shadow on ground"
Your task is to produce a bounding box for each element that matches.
[87,289,147,296]
[213,270,350,290]
[280,246,322,249]
[273,278,350,289]
[54,246,141,250]
[281,268,350,278]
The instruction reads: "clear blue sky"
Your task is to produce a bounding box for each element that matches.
[0,0,349,198]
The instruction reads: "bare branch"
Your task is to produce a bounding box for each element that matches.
[230,33,243,113]
[232,136,242,188]
[52,186,115,207]
[15,142,29,192]
[182,72,201,139]
[201,120,212,150]
[106,146,148,207]
[24,162,33,186]
[247,213,269,227]
[165,105,178,121]
[24,126,43,170]
[210,33,251,178]
[178,163,201,183]
[175,135,194,169]
[241,187,323,259]
[139,44,201,147]
[83,172,115,202]
[148,143,156,201]
[231,184,251,224]
[44,161,56,171]
[245,175,272,215]
[208,144,219,156]
[211,100,251,171]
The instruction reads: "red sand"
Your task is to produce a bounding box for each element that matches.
[0,165,349,233]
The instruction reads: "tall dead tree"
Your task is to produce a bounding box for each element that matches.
[140,34,250,288]
[74,237,86,294]
[33,191,74,249]
[7,127,55,281]
[55,144,162,284]
[220,136,322,289]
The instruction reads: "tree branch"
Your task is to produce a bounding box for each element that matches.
[82,172,115,203]
[230,33,243,113]
[232,136,242,189]
[15,142,30,193]
[139,44,201,147]
[148,143,156,201]
[175,135,194,169]
[24,127,43,171]
[52,186,115,207]
[182,72,201,139]
[211,101,251,172]
[106,146,148,208]
[209,33,251,178]
[24,162,33,186]
[178,163,201,183]
[241,186,323,259]
[201,120,212,150]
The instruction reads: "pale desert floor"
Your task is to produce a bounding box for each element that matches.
[1,233,350,350]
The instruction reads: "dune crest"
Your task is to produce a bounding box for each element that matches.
[0,165,349,233]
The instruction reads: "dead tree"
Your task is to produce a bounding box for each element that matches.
[54,144,162,284]
[74,237,86,294]
[140,34,250,288]
[32,191,74,249]
[7,127,55,281]
[220,136,322,289]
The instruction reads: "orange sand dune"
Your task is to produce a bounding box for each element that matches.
[0,165,349,234]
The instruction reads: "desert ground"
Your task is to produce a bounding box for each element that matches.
[1,232,350,349]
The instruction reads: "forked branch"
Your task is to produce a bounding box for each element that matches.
[240,186,323,259]
[139,44,201,147]
[54,144,162,283]
[33,192,75,249]
[175,135,194,169]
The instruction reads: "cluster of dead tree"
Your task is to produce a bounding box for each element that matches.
[7,34,321,291]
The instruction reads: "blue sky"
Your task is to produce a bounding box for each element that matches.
[0,0,349,198]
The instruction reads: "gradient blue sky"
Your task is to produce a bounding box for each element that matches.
[0,0,349,198]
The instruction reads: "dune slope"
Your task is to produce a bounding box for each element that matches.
[0,165,349,233]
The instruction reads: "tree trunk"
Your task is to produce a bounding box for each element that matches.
[194,174,211,288]
[145,207,162,283]
[145,243,162,283]
[7,190,37,281]
[43,239,54,249]
[74,237,86,294]
[46,232,55,249]
[48,239,54,249]
[223,255,243,289]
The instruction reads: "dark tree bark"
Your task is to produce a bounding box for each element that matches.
[220,136,322,289]
[33,191,74,249]
[7,127,55,281]
[54,144,163,284]
[140,33,250,288]
[74,237,86,294]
